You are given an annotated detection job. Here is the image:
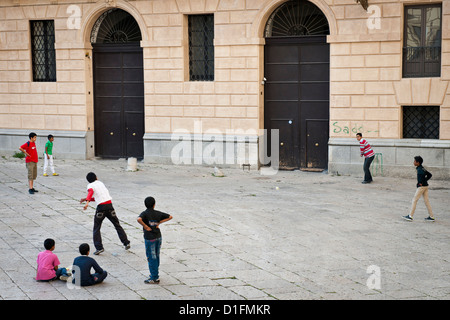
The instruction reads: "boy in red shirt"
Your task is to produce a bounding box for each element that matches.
[19,132,39,194]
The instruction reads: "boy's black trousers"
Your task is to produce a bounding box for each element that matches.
[93,203,129,250]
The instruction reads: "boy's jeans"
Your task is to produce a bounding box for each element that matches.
[363,155,374,182]
[145,238,162,280]
[56,268,69,279]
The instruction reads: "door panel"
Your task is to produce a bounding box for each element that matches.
[95,52,121,67]
[300,64,329,81]
[95,68,122,81]
[123,68,144,82]
[265,45,298,63]
[270,119,296,169]
[123,97,144,112]
[95,83,122,97]
[96,97,122,111]
[264,64,299,82]
[301,101,329,119]
[300,82,329,101]
[123,52,143,67]
[306,120,329,169]
[265,83,299,101]
[301,44,330,62]
[125,111,144,158]
[99,111,122,158]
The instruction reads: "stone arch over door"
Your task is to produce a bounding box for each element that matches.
[262,0,331,170]
[89,8,145,159]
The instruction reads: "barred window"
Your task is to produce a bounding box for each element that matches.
[188,14,214,81]
[403,106,439,139]
[403,4,441,78]
[31,20,56,82]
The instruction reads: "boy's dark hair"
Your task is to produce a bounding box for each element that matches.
[356,133,362,137]
[79,243,90,255]
[29,132,37,139]
[144,196,155,209]
[86,172,97,183]
[44,238,55,250]
[48,134,53,140]
[414,156,423,165]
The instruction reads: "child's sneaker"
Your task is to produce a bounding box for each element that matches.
[124,243,130,250]
[59,274,70,281]
[424,216,435,222]
[144,278,160,284]
[93,248,104,255]
[52,173,59,176]
[43,173,48,177]
[402,215,413,221]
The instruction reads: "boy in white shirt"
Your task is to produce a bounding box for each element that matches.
[80,172,130,255]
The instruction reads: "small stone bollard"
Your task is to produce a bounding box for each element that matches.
[213,166,225,177]
[126,157,137,172]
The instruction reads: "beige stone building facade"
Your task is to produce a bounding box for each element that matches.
[0,0,449,177]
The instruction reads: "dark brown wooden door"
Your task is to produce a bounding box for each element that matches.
[93,44,144,159]
[264,36,329,170]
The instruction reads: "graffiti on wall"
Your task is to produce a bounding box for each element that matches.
[332,122,379,135]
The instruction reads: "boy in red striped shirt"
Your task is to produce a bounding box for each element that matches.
[356,133,375,184]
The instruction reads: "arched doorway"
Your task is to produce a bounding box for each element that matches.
[91,8,144,159]
[264,0,330,170]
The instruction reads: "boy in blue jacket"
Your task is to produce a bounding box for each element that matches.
[72,243,107,286]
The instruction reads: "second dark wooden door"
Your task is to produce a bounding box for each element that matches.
[264,36,329,170]
[93,44,144,159]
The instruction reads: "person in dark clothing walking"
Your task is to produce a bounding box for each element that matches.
[403,156,435,222]
[137,197,172,284]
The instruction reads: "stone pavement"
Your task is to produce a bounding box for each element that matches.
[0,155,449,300]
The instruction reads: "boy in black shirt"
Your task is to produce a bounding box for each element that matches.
[403,156,435,222]
[137,197,172,284]
[72,243,108,286]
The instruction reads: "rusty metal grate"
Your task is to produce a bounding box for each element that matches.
[31,20,56,82]
[403,106,439,139]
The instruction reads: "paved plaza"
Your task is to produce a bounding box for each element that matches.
[0,155,449,300]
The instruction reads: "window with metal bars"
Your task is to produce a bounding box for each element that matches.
[403,106,439,139]
[31,20,56,82]
[188,14,214,81]
[403,4,441,78]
